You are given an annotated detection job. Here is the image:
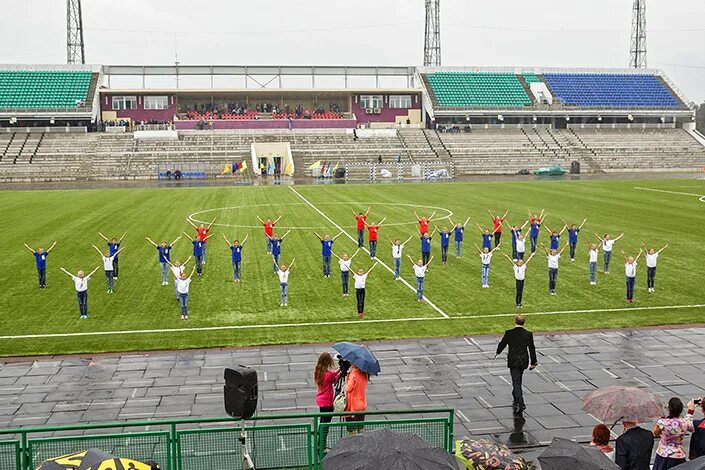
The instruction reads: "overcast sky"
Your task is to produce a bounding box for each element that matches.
[2,0,704,100]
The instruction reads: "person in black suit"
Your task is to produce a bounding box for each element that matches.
[615,421,654,470]
[496,315,537,415]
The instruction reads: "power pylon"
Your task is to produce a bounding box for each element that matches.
[424,0,441,66]
[67,0,86,64]
[629,0,647,68]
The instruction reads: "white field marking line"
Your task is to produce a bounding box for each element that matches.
[188,202,454,229]
[455,410,470,423]
[633,186,705,203]
[2,303,705,340]
[288,186,450,319]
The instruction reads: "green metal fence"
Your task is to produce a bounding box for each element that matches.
[0,408,454,470]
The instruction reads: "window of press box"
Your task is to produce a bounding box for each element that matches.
[112,96,137,110]
[144,96,169,110]
[389,95,412,109]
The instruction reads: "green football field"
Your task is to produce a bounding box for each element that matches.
[1,178,704,357]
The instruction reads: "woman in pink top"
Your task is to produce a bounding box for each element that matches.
[345,364,369,434]
[314,353,340,451]
[652,397,695,470]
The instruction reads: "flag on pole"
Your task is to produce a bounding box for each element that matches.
[240,160,248,172]
[222,164,231,174]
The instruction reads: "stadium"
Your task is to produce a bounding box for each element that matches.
[1,1,705,469]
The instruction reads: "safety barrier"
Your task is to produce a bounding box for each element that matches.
[0,408,454,470]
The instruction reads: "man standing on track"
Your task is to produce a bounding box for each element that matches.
[496,315,537,416]
[257,215,282,254]
[352,207,370,248]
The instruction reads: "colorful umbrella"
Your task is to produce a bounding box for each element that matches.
[36,448,155,470]
[582,385,664,423]
[455,439,529,470]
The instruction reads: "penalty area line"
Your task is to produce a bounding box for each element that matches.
[633,187,705,202]
[1,304,703,341]
[287,186,450,319]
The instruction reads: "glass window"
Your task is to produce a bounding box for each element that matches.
[389,95,412,109]
[360,95,383,109]
[112,96,137,110]
[144,96,169,110]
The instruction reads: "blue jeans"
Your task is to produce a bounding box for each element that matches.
[280,282,288,304]
[77,290,88,316]
[603,251,612,273]
[341,271,349,294]
[626,276,635,300]
[455,240,462,257]
[232,261,241,280]
[369,241,377,258]
[511,242,518,260]
[441,245,448,263]
[549,268,558,292]
[416,277,425,300]
[179,293,188,316]
[530,235,538,253]
[569,242,577,260]
[357,229,364,248]
[195,256,203,274]
[272,253,280,273]
[105,270,115,290]
[322,255,331,276]
[589,262,597,283]
[393,257,401,278]
[517,251,525,260]
[266,236,272,253]
[202,243,208,263]
[481,264,490,286]
[160,262,169,283]
[37,268,46,287]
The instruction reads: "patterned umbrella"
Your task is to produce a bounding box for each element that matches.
[455,439,529,470]
[36,448,155,470]
[582,385,664,423]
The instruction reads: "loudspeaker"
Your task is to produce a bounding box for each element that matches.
[224,366,258,419]
[334,167,346,179]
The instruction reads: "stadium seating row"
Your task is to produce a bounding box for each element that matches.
[1,128,704,182]
[0,71,92,109]
[422,72,684,109]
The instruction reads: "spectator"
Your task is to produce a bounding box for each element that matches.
[314,353,340,452]
[615,420,654,470]
[652,397,694,469]
[689,398,705,460]
[590,424,615,460]
[344,364,369,435]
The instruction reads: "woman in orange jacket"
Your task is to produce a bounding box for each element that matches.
[345,364,369,434]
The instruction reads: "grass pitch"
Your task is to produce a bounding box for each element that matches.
[1,178,704,357]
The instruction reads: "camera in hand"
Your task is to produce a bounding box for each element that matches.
[695,398,703,405]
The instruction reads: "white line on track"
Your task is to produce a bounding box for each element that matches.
[2,303,703,340]
[633,186,705,202]
[287,186,450,318]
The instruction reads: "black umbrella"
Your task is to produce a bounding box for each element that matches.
[538,437,619,470]
[321,429,463,470]
[672,456,705,470]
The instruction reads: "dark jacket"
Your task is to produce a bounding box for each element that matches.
[615,426,654,470]
[689,418,705,459]
[496,326,537,370]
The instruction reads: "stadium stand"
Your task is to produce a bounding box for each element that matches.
[0,70,92,109]
[542,73,683,108]
[423,72,533,108]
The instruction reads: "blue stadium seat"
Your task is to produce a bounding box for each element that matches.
[543,73,680,108]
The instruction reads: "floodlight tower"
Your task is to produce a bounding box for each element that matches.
[66,0,86,64]
[629,0,647,68]
[424,0,441,66]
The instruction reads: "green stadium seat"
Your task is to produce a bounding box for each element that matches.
[425,72,532,108]
[0,70,92,109]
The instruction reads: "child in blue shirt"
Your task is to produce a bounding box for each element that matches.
[223,234,249,282]
[544,224,567,251]
[450,217,470,258]
[146,236,182,285]
[24,241,57,288]
[435,226,452,264]
[314,231,343,278]
[562,218,587,262]
[98,231,126,279]
[268,230,292,273]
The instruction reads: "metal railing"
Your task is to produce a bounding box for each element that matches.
[0,408,454,470]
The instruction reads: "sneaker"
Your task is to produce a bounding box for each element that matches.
[570,258,575,262]
[284,303,288,307]
[107,289,111,293]
[184,315,189,320]
[80,314,87,319]
[114,277,118,280]
[604,271,609,275]
[280,303,284,307]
